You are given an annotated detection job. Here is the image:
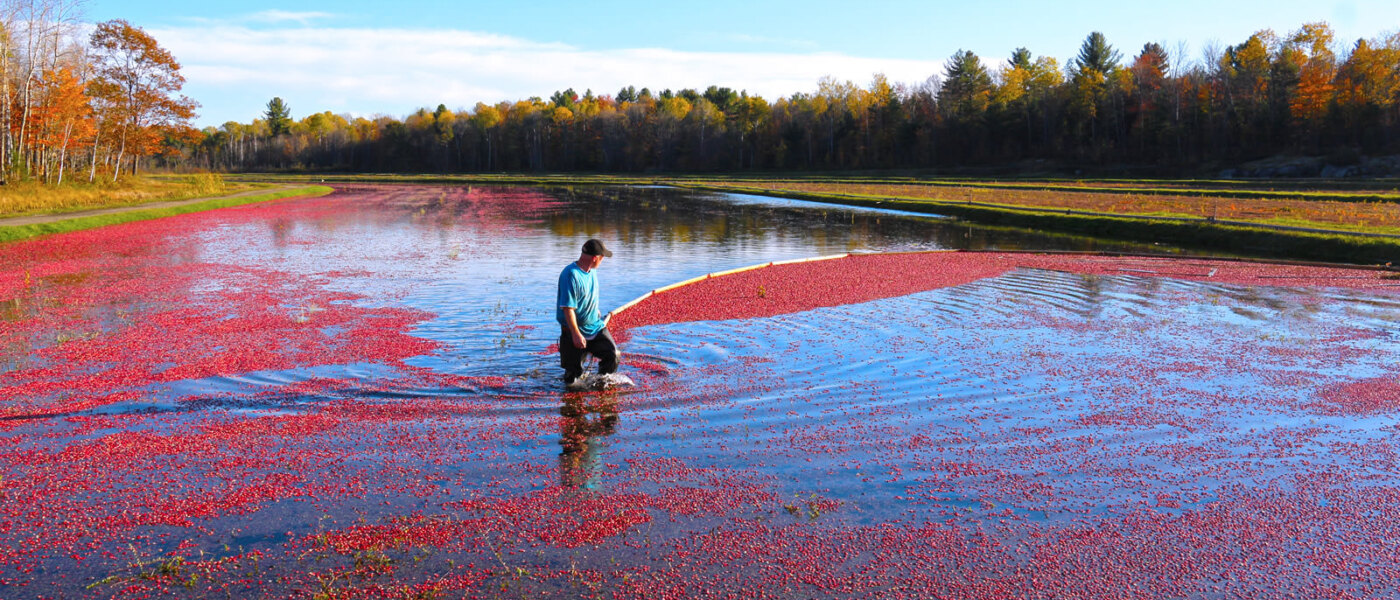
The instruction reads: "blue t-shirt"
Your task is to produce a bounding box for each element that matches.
[556,262,604,337]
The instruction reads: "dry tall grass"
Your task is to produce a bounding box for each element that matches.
[0,174,235,218]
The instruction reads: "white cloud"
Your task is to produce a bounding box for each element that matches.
[151,23,945,126]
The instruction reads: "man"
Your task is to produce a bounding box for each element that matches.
[557,238,620,386]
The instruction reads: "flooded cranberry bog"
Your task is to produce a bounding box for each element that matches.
[2,184,1399,598]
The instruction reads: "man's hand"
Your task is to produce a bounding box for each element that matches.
[563,307,587,349]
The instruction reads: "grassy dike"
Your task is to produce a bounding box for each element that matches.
[0,186,335,244]
[704,178,1400,203]
[1,174,256,217]
[226,172,1400,201]
[221,173,659,187]
[671,183,1400,266]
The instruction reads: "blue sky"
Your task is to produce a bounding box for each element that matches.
[86,0,1400,128]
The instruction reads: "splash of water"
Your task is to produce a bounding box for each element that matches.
[566,372,636,391]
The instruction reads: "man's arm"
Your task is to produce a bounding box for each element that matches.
[562,307,587,349]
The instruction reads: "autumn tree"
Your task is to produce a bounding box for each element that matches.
[857,75,887,164]
[1217,32,1277,152]
[1068,32,1124,153]
[1286,22,1337,149]
[994,48,1061,156]
[87,19,197,180]
[432,104,455,150]
[1132,44,1169,92]
[1126,43,1171,157]
[29,65,95,184]
[471,102,502,170]
[654,94,691,169]
[1334,34,1400,149]
[729,92,769,169]
[813,77,859,165]
[1,0,85,182]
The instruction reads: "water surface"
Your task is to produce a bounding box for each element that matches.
[1,184,1396,598]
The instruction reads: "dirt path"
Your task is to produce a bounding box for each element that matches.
[0,186,314,228]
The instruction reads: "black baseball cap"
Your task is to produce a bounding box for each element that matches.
[582,238,613,257]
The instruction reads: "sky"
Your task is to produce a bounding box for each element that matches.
[85,0,1400,128]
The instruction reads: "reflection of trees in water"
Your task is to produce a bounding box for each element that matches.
[300,184,1170,256]
[542,187,945,250]
[558,392,619,490]
[540,186,1164,254]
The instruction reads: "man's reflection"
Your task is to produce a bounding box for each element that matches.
[558,391,618,490]
[269,218,293,248]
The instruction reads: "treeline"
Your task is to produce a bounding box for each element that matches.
[1,0,197,186]
[179,22,1400,175]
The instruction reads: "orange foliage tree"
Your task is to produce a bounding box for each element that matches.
[1334,36,1400,147]
[28,66,96,184]
[1286,22,1337,148]
[87,19,197,181]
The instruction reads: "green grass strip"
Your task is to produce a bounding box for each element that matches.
[0,186,334,244]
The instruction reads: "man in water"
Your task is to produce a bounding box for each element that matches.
[557,238,620,386]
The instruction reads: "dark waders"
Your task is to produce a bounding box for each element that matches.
[559,327,620,384]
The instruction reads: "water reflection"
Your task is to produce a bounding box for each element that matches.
[543,186,1180,256]
[558,391,619,490]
